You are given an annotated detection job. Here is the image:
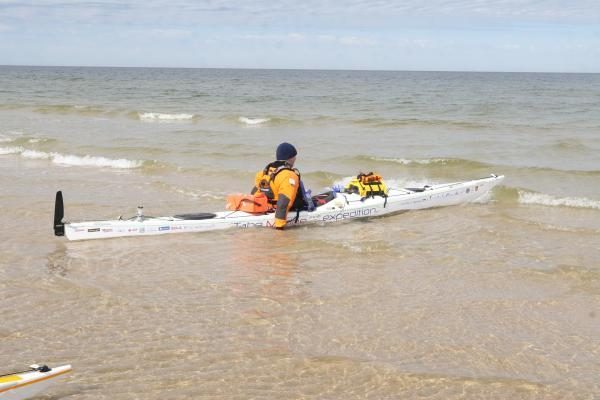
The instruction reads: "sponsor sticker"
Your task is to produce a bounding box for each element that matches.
[289,178,296,186]
[159,226,170,231]
[102,228,113,232]
[88,228,100,232]
[322,208,377,222]
[233,221,265,228]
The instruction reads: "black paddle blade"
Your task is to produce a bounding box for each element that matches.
[54,191,65,236]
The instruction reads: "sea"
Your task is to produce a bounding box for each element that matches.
[1,66,599,399]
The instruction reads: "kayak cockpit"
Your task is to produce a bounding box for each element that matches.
[173,213,217,220]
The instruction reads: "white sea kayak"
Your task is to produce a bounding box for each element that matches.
[54,174,504,241]
[0,365,71,400]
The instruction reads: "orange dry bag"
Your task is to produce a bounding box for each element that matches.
[226,193,271,213]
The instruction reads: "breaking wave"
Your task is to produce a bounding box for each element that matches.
[138,112,196,121]
[370,157,464,165]
[549,139,591,152]
[51,154,143,169]
[239,116,271,125]
[0,135,56,146]
[224,115,299,126]
[175,189,226,201]
[357,156,600,176]
[5,103,201,122]
[303,170,345,186]
[1,147,144,169]
[351,117,488,129]
[21,149,50,159]
[518,190,600,210]
[0,146,24,155]
[31,104,123,117]
[356,156,491,169]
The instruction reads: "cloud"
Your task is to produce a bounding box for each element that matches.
[317,34,336,42]
[148,28,192,39]
[237,33,305,42]
[288,33,305,41]
[500,43,522,50]
[233,32,378,47]
[338,36,378,46]
[1,0,599,28]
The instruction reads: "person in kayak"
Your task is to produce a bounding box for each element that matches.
[252,142,309,230]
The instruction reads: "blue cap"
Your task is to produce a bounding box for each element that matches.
[276,142,297,161]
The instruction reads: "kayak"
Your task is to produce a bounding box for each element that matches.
[55,174,504,241]
[54,174,504,241]
[0,365,71,400]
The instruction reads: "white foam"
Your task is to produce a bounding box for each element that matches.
[0,146,24,155]
[518,190,600,210]
[472,191,492,204]
[201,192,226,200]
[51,153,142,169]
[174,188,225,200]
[0,146,141,169]
[139,112,195,121]
[372,157,449,165]
[0,136,48,144]
[239,116,270,125]
[21,149,51,159]
[330,176,354,189]
[174,188,200,198]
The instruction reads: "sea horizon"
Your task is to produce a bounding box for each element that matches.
[2,63,599,74]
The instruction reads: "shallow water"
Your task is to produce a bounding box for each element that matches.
[1,67,599,398]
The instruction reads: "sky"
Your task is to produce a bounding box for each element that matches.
[0,0,599,72]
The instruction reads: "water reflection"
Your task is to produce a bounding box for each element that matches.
[46,242,70,277]
[225,231,307,324]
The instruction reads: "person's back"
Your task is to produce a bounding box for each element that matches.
[252,143,304,230]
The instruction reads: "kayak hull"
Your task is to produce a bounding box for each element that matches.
[62,175,504,241]
[0,365,71,400]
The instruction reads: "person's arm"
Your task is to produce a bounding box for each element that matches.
[251,170,263,194]
[274,171,299,229]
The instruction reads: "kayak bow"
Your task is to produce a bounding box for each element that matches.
[0,364,71,400]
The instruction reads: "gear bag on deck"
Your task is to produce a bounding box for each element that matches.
[226,193,272,213]
[344,172,388,199]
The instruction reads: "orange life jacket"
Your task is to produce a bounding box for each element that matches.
[254,161,305,210]
[253,161,307,228]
